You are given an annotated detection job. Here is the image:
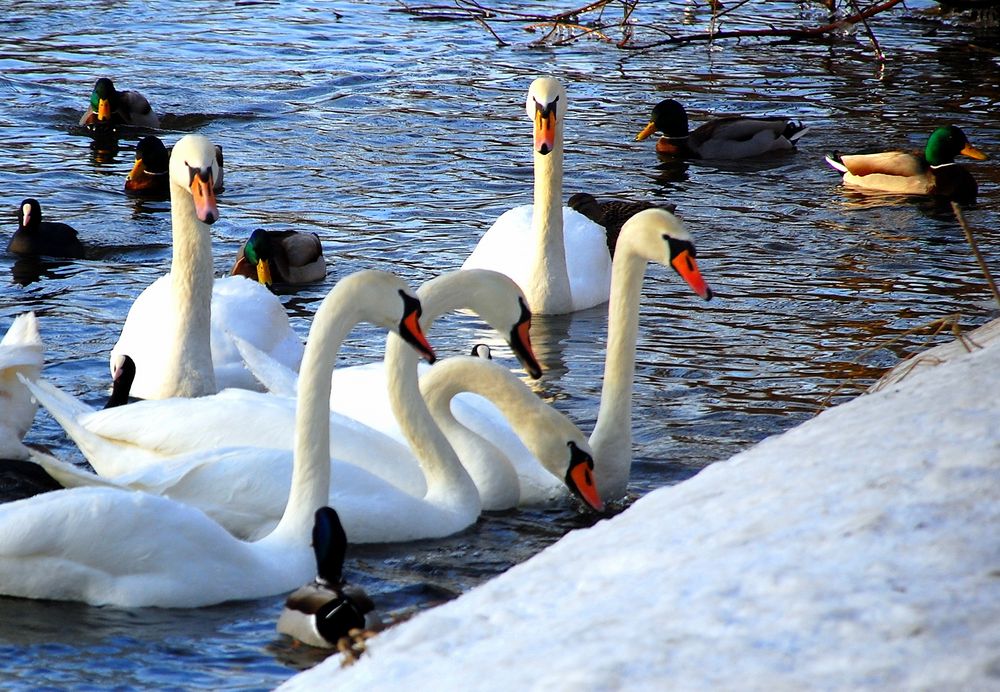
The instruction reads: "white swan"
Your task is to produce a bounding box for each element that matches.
[0,312,43,460]
[31,354,600,543]
[26,270,546,508]
[462,77,613,315]
[109,133,302,399]
[460,208,713,502]
[0,270,434,606]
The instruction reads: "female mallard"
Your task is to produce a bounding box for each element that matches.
[126,136,224,195]
[277,507,381,648]
[231,228,326,287]
[7,199,86,259]
[567,193,676,258]
[824,125,988,203]
[635,98,808,159]
[79,77,160,129]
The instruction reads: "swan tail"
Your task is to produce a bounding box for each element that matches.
[231,333,299,397]
[18,375,151,476]
[28,449,127,491]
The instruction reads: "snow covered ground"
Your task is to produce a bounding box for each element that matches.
[281,323,1000,691]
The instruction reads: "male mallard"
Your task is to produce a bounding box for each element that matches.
[824,125,988,203]
[635,98,808,159]
[231,228,326,287]
[79,77,160,129]
[7,199,86,259]
[276,507,381,649]
[125,136,224,195]
[567,193,677,257]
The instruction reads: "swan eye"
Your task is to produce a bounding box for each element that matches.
[185,163,213,186]
[664,235,696,260]
[398,289,422,321]
[533,95,559,119]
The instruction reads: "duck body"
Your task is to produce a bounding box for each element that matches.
[278,506,380,648]
[567,193,676,257]
[79,77,159,129]
[231,229,326,286]
[125,136,224,195]
[462,77,613,315]
[7,199,86,259]
[636,99,807,160]
[825,125,987,203]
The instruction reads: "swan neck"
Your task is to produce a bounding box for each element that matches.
[384,289,479,510]
[163,179,216,397]
[589,250,646,498]
[527,132,570,312]
[268,288,353,543]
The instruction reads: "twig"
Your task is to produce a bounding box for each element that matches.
[848,0,886,61]
[952,201,1000,309]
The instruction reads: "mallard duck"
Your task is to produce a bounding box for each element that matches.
[276,507,381,648]
[79,77,159,129]
[231,228,326,287]
[635,99,808,159]
[125,136,224,195]
[567,193,677,257]
[824,125,988,204]
[7,199,86,259]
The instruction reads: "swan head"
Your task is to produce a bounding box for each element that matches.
[169,134,220,225]
[344,270,436,363]
[525,77,566,156]
[564,441,604,513]
[448,269,542,379]
[620,208,713,301]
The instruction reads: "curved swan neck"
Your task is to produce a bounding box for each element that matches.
[588,247,647,497]
[163,177,216,398]
[383,278,480,511]
[268,278,360,543]
[527,124,570,312]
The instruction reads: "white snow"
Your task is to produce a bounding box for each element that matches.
[281,323,1000,691]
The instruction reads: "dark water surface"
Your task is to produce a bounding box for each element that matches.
[1,1,998,688]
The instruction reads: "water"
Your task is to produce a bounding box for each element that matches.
[1,0,998,688]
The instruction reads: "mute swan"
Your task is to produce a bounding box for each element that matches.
[277,506,381,648]
[7,199,86,259]
[104,354,136,408]
[634,98,808,159]
[455,208,713,503]
[462,77,613,315]
[79,77,160,129]
[109,133,303,399]
[26,270,534,485]
[824,125,988,204]
[231,228,327,286]
[0,313,43,460]
[0,270,434,607]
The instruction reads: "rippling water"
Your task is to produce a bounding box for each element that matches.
[1,1,998,688]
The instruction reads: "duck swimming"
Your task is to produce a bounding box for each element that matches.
[79,77,160,129]
[824,125,988,204]
[7,198,86,259]
[635,98,808,159]
[126,136,224,195]
[277,506,381,648]
[231,228,326,287]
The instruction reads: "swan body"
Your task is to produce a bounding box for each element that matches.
[462,77,613,315]
[277,507,380,648]
[454,209,714,503]
[7,199,86,259]
[824,125,987,203]
[635,98,808,159]
[0,269,434,606]
[109,133,302,399]
[232,229,327,286]
[0,313,43,460]
[79,77,159,129]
